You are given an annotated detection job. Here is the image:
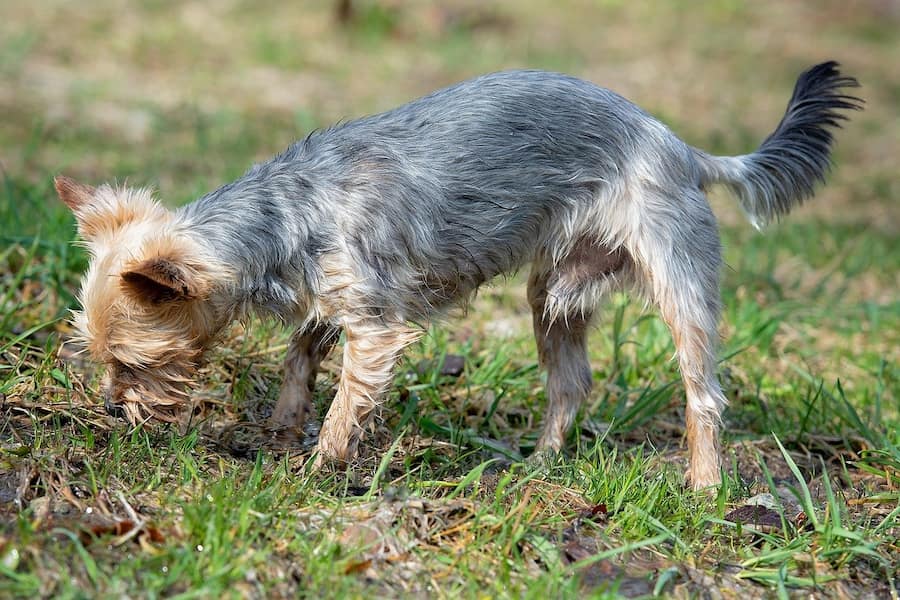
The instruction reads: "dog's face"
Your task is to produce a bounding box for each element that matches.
[55,176,222,422]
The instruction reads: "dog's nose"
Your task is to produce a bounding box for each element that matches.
[103,389,126,419]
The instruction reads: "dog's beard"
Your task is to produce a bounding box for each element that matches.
[103,364,192,424]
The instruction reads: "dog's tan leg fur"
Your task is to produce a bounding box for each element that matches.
[685,395,721,489]
[315,318,419,465]
[270,324,338,431]
[662,315,723,489]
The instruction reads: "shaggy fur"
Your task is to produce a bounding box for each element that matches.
[57,62,861,488]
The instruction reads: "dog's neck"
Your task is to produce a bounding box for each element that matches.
[176,170,324,324]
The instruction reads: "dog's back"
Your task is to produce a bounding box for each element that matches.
[186,70,696,318]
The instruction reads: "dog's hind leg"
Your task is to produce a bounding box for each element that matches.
[529,269,593,453]
[529,242,627,453]
[270,323,339,432]
[314,317,420,465]
[631,191,727,490]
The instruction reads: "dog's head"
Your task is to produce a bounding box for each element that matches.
[55,175,225,423]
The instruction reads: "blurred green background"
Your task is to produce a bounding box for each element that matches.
[1,0,897,221]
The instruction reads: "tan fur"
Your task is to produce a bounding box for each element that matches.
[315,318,421,465]
[58,177,231,422]
[54,176,96,211]
[656,292,724,489]
[685,394,722,489]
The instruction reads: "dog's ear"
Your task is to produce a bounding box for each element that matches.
[55,175,97,211]
[55,175,102,239]
[121,257,202,304]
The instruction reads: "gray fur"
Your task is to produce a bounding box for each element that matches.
[181,71,660,320]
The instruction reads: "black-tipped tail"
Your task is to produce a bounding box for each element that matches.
[695,61,863,228]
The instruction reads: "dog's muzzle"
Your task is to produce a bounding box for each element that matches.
[103,388,126,419]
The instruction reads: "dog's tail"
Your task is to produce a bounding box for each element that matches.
[693,61,862,228]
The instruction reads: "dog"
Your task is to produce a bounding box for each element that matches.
[56,62,861,489]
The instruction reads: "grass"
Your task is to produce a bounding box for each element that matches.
[1,0,898,597]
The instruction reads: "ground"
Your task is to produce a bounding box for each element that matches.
[1,1,898,598]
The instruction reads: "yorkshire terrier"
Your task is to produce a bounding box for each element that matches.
[57,62,861,489]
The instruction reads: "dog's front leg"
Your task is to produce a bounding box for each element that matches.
[270,323,339,433]
[314,318,419,466]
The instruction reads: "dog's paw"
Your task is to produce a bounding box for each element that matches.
[685,467,722,495]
